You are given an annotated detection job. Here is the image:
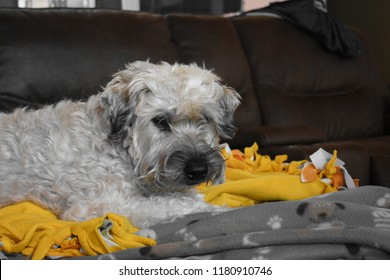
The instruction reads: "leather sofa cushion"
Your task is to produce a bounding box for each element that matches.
[352,136,390,155]
[232,16,388,141]
[352,136,390,186]
[255,84,384,141]
[0,9,179,112]
[370,155,390,186]
[229,124,327,149]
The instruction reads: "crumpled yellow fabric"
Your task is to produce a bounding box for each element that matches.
[0,202,155,260]
[198,143,338,207]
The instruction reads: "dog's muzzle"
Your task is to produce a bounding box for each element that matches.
[137,143,226,194]
[159,147,225,190]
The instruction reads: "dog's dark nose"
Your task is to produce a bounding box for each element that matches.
[184,159,208,182]
[318,212,327,220]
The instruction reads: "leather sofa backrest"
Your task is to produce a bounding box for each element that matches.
[231,16,388,141]
[0,9,387,143]
[0,9,179,111]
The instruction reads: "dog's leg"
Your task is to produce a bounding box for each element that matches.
[126,191,227,228]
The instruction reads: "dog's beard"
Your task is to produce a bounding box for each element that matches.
[134,140,225,195]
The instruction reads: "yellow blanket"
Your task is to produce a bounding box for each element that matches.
[0,202,155,260]
[198,143,339,207]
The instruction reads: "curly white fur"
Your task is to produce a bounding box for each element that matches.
[0,61,240,228]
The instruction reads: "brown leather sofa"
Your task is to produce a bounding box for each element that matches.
[0,9,389,187]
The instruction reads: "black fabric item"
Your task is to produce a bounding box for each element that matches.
[244,0,361,57]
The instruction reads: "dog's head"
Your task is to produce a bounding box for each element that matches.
[297,201,346,222]
[100,61,241,194]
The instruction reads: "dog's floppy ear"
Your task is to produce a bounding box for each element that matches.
[100,61,151,142]
[215,86,241,140]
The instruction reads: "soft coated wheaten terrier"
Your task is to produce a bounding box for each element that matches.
[0,61,240,227]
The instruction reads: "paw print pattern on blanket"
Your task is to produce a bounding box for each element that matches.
[176,227,198,242]
[252,247,272,260]
[136,228,158,240]
[377,193,390,208]
[267,216,283,229]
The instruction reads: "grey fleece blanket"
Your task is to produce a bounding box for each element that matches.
[78,185,390,260]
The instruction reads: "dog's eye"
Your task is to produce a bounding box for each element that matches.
[152,116,171,132]
[198,115,210,126]
[198,119,208,127]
